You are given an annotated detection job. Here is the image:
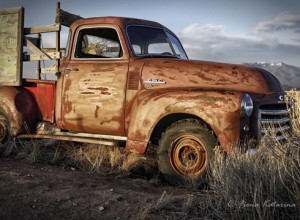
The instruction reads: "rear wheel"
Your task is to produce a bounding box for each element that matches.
[0,110,10,144]
[157,119,217,186]
[0,109,14,156]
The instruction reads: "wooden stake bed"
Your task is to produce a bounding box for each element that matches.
[0,2,82,85]
[0,7,23,86]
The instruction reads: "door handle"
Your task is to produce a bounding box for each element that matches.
[65,67,79,71]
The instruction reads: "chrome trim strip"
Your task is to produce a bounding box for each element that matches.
[144,79,166,85]
[260,117,290,124]
[257,106,290,141]
[260,109,289,115]
[261,125,290,133]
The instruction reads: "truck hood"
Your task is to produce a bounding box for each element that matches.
[141,59,282,93]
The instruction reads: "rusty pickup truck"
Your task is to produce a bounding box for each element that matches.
[0,3,290,185]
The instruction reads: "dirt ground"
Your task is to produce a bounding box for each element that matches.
[0,158,197,220]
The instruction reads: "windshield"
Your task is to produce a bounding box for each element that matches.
[127,26,188,59]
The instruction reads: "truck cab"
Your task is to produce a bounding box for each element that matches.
[0,5,290,185]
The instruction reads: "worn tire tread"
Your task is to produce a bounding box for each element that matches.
[157,118,217,186]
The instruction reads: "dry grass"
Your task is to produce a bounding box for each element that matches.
[206,140,299,219]
[1,139,148,176]
[70,144,147,174]
[287,90,300,136]
[0,91,299,219]
[141,138,299,219]
[138,190,199,220]
[121,152,147,172]
[140,91,300,219]
[140,142,299,220]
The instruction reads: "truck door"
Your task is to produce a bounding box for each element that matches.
[61,26,128,136]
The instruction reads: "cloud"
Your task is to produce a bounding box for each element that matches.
[254,11,300,33]
[293,37,300,43]
[178,22,300,66]
[182,24,224,35]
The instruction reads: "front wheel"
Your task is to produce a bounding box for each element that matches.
[157,119,217,186]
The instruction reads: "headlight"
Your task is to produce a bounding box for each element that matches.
[241,93,253,117]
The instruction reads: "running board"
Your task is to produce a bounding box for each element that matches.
[17,134,126,146]
[18,122,127,146]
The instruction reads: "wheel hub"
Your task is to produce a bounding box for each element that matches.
[170,135,207,177]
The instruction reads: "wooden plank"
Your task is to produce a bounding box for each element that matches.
[24,52,61,61]
[40,63,58,74]
[41,67,57,74]
[24,23,60,34]
[24,36,40,47]
[56,3,61,79]
[0,7,23,86]
[41,48,66,53]
[55,8,82,27]
[25,39,51,60]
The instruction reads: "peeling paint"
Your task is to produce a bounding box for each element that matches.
[141,59,281,93]
[60,59,128,136]
[87,87,111,95]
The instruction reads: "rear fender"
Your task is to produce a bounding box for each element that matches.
[0,86,38,135]
[125,90,243,153]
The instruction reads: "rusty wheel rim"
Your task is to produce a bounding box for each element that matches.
[169,135,207,177]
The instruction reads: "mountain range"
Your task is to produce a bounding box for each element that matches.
[244,62,300,90]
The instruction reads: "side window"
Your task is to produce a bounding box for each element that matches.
[75,27,122,59]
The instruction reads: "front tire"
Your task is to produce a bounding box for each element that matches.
[157,119,217,186]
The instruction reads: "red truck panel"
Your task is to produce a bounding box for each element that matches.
[24,79,56,123]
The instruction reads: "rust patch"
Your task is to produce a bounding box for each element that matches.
[142,119,151,128]
[141,59,275,93]
[194,71,212,81]
[95,105,100,118]
[231,70,238,77]
[87,87,111,95]
[189,79,198,84]
[100,116,121,125]
[80,92,94,94]
[63,79,72,114]
[152,70,165,77]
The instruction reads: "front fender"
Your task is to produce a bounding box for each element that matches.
[126,90,243,153]
[0,86,37,135]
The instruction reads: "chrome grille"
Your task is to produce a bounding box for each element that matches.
[258,106,290,141]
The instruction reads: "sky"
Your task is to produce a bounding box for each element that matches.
[1,0,300,67]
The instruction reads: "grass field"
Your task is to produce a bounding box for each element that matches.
[0,91,299,219]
